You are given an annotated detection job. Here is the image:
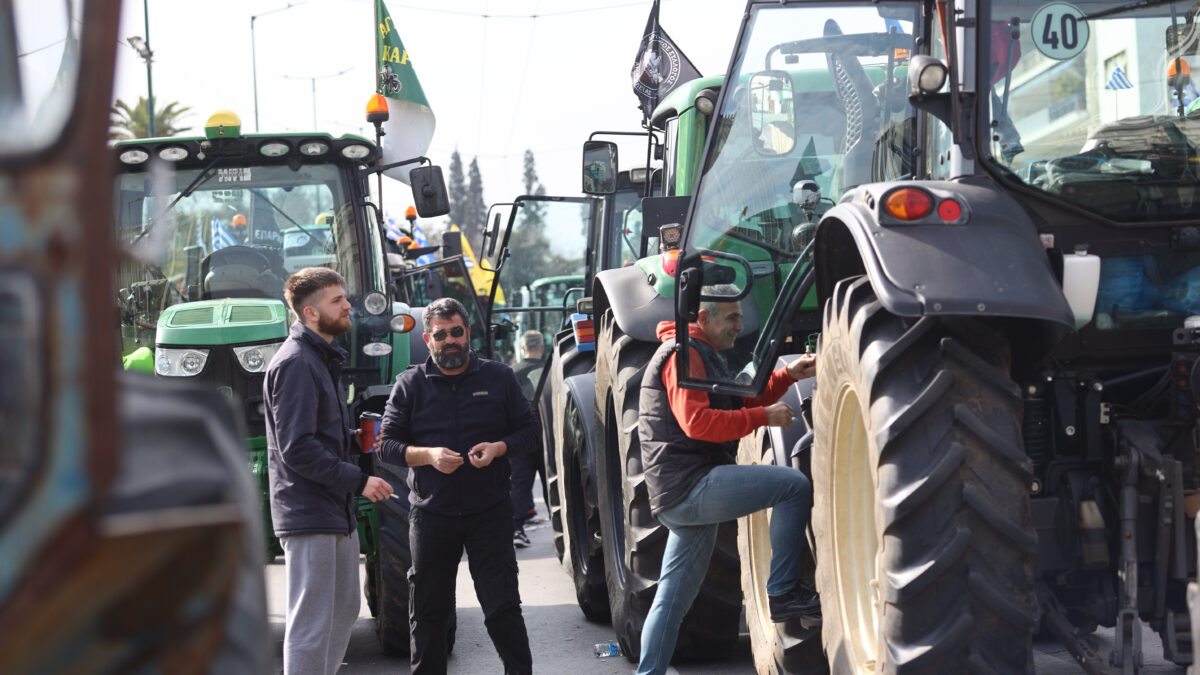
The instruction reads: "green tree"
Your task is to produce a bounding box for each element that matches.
[109,96,192,140]
[464,157,487,246]
[446,149,466,230]
[505,149,576,292]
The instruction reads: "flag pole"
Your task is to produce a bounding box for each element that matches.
[374,0,385,215]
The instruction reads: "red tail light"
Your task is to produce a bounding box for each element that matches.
[883,189,933,220]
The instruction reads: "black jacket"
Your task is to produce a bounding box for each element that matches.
[263,321,367,537]
[638,338,743,516]
[379,351,538,516]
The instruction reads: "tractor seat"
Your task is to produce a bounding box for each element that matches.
[202,246,286,300]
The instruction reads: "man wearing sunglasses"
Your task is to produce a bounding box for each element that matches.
[378,297,539,675]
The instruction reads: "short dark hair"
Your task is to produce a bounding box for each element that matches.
[284,267,345,315]
[423,297,470,334]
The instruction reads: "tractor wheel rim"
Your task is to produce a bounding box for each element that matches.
[747,435,774,629]
[830,383,879,673]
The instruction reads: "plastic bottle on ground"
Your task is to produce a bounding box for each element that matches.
[594,642,621,658]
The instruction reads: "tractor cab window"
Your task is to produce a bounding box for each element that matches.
[605,180,648,268]
[113,163,358,348]
[680,1,921,391]
[1,0,81,156]
[986,0,1200,224]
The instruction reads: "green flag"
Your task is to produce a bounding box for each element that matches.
[375,0,435,184]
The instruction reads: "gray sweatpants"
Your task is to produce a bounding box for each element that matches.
[281,532,361,675]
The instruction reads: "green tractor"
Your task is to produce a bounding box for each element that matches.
[671,0,1200,672]
[112,110,454,655]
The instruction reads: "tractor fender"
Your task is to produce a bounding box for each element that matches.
[593,265,673,343]
[814,178,1073,328]
[562,372,598,473]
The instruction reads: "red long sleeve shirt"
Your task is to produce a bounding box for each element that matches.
[656,321,795,443]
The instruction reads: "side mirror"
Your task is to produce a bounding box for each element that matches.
[749,71,796,156]
[676,258,703,323]
[410,165,450,217]
[480,202,515,272]
[582,140,618,195]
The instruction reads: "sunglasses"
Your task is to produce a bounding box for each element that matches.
[430,326,466,341]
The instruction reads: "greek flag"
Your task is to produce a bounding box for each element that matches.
[1105,66,1134,90]
[211,216,237,250]
[385,214,404,242]
[411,220,435,265]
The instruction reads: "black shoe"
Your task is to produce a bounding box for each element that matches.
[768,580,822,627]
[513,529,531,548]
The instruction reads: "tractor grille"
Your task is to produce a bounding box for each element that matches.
[169,307,215,326]
[229,304,274,323]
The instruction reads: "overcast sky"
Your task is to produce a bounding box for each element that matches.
[111,0,747,225]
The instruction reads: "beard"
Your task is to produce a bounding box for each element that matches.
[431,343,468,370]
[317,311,352,336]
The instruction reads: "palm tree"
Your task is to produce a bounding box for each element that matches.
[109,96,193,140]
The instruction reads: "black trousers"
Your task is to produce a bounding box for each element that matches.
[510,446,548,530]
[409,505,532,675]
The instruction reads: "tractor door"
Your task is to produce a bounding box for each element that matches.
[479,196,596,401]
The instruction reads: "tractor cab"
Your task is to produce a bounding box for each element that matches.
[673,1,921,394]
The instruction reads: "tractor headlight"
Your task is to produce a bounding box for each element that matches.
[233,342,283,373]
[363,342,392,357]
[155,348,210,377]
[363,291,388,315]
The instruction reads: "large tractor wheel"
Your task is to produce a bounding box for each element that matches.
[560,377,609,622]
[369,455,457,656]
[812,276,1037,674]
[593,309,741,662]
[370,454,413,655]
[545,334,582,564]
[737,429,827,675]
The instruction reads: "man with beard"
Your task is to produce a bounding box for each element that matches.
[378,297,538,674]
[264,267,394,674]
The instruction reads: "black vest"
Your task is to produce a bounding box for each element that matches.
[639,337,743,516]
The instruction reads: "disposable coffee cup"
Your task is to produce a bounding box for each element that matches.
[359,412,383,453]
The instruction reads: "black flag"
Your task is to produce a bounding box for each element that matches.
[630,0,701,122]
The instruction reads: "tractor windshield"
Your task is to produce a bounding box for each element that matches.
[114,162,362,344]
[679,0,921,389]
[987,0,1200,224]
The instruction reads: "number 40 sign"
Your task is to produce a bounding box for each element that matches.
[1031,2,1090,60]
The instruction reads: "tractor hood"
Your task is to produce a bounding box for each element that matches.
[156,298,288,347]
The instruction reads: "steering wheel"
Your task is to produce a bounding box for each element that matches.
[202,245,284,300]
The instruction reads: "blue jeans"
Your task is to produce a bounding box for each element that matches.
[636,464,812,675]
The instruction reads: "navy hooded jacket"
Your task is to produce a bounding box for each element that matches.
[263,321,367,536]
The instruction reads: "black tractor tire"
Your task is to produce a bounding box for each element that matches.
[593,309,742,662]
[544,332,574,563]
[371,453,413,656]
[560,378,610,622]
[737,428,827,675]
[369,455,457,656]
[812,276,1038,674]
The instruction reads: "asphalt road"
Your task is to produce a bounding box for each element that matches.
[265,484,1188,674]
